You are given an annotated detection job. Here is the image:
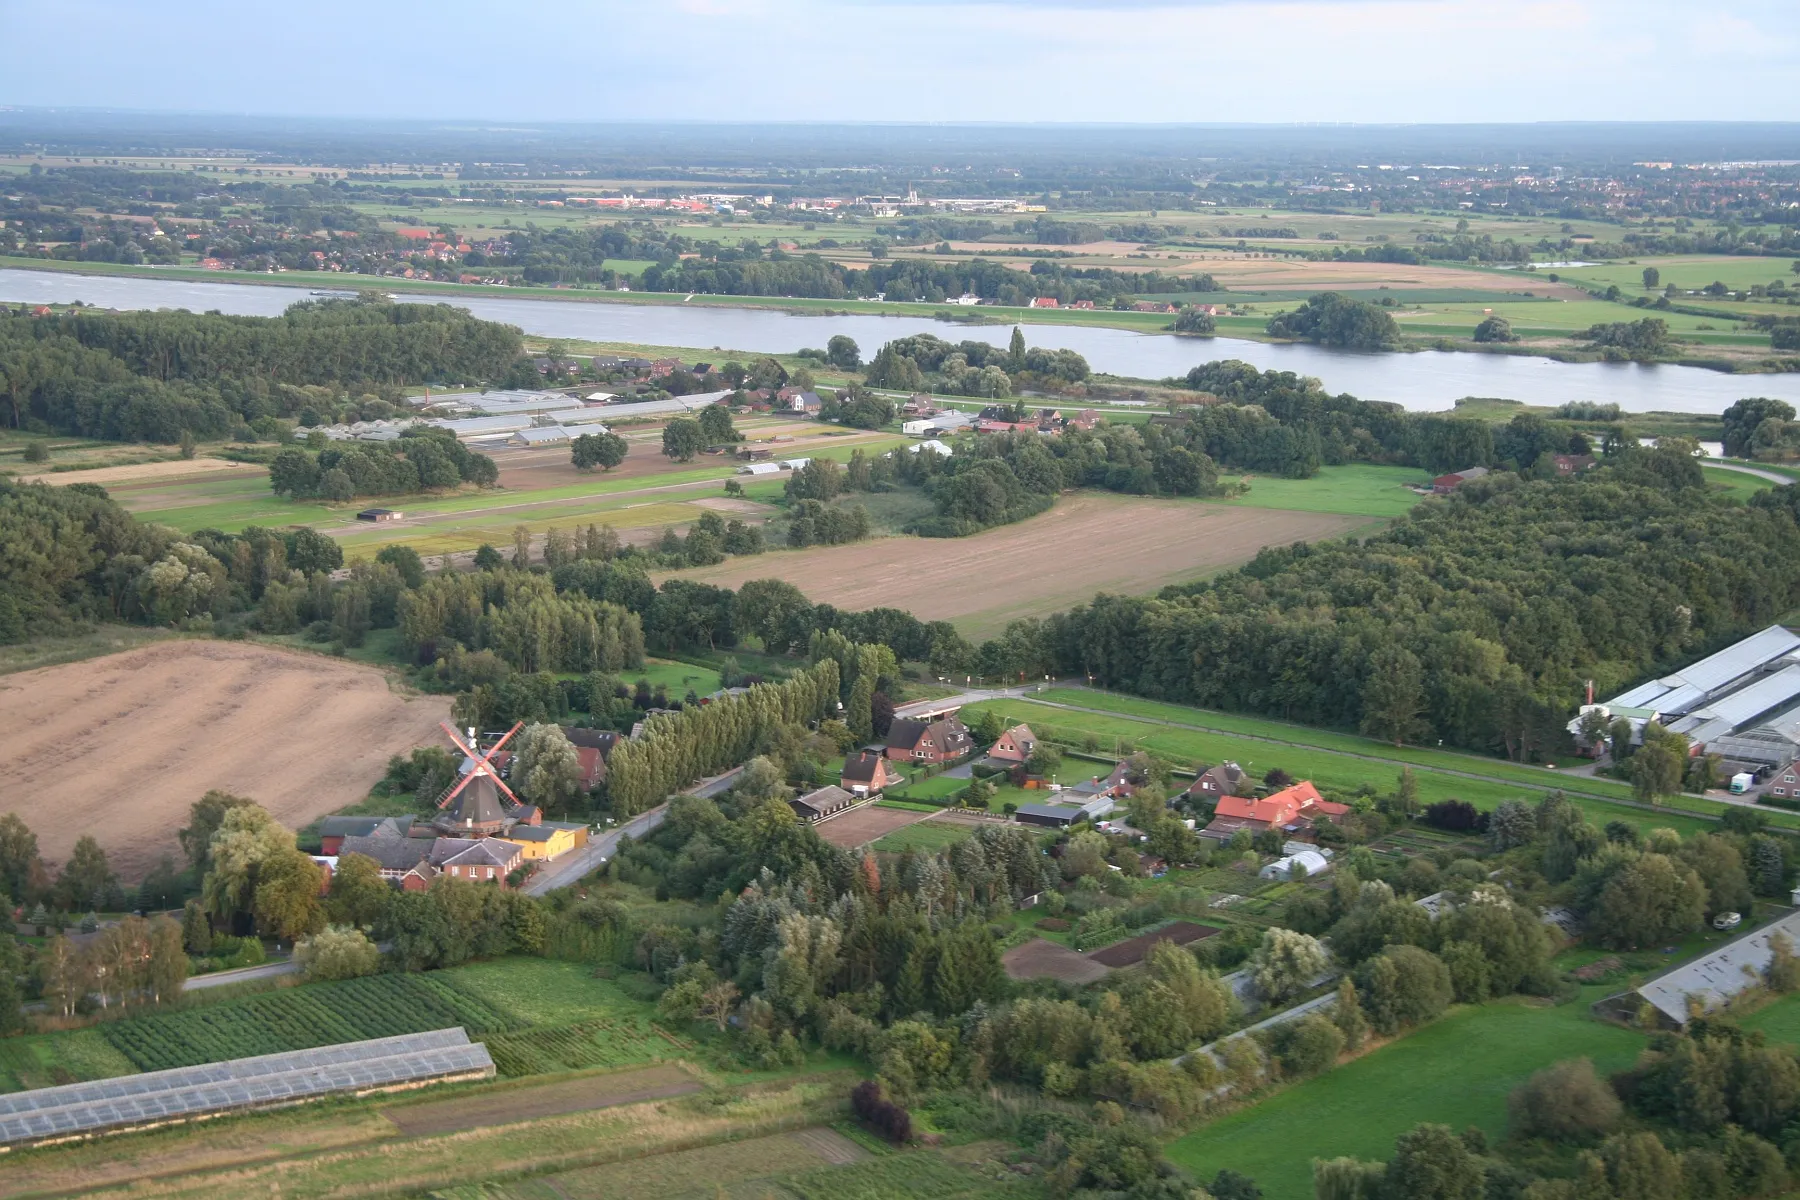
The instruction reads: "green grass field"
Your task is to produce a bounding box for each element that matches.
[1166,993,1646,1198]
[629,657,723,699]
[1222,464,1427,518]
[1702,465,1776,501]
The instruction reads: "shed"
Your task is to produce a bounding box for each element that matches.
[740,462,783,476]
[356,508,403,522]
[1015,802,1084,829]
[790,785,856,822]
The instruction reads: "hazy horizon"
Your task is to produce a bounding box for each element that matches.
[3,0,1796,126]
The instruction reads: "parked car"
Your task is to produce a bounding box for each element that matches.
[1713,911,1743,931]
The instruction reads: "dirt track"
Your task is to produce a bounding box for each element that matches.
[383,1064,699,1136]
[1,641,450,879]
[664,494,1365,637]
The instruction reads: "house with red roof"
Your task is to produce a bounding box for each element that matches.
[1200,781,1347,841]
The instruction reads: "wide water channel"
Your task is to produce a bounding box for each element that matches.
[5,267,1799,415]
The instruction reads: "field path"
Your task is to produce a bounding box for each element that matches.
[0,640,449,878]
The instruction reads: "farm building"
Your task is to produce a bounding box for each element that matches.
[355,508,403,522]
[1014,802,1086,829]
[509,425,571,446]
[1569,625,1800,766]
[1202,781,1346,841]
[498,822,587,860]
[841,750,902,795]
[789,785,857,822]
[318,815,414,856]
[885,715,975,765]
[1432,466,1490,494]
[1595,910,1800,1028]
[907,439,954,456]
[739,462,783,476]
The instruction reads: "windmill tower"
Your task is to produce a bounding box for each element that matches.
[433,721,527,837]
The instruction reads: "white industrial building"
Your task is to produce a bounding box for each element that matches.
[509,426,572,446]
[1596,909,1800,1028]
[1569,625,1800,766]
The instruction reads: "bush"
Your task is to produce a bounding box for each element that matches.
[850,1079,913,1144]
[294,925,382,981]
[1508,1057,1622,1143]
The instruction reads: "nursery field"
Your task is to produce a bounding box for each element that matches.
[100,973,522,1071]
[0,960,670,1094]
[1167,992,1647,1199]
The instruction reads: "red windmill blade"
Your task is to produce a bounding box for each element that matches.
[438,720,524,808]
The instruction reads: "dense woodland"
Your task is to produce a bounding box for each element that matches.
[0,297,523,440]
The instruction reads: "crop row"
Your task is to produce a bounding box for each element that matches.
[104,974,525,1071]
[482,1017,672,1077]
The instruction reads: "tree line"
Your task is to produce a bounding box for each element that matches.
[1,296,524,440]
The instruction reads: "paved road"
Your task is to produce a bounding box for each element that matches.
[522,803,669,896]
[1703,457,1793,485]
[519,764,744,896]
[184,958,298,991]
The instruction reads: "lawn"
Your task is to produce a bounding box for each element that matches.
[959,698,1719,837]
[1221,464,1427,519]
[629,657,723,699]
[1166,993,1646,1199]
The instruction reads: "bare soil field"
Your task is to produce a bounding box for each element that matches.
[1085,921,1221,968]
[17,458,263,487]
[663,493,1367,638]
[814,803,932,848]
[1,640,450,878]
[383,1065,699,1136]
[1002,937,1110,985]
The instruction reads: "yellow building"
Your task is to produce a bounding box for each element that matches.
[500,822,584,861]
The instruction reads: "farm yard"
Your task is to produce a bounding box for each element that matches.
[811,802,936,849]
[0,640,449,879]
[665,492,1372,638]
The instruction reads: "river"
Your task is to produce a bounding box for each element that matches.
[5,267,1797,415]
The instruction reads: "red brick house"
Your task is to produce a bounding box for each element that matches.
[989,724,1038,764]
[1201,781,1347,841]
[885,716,974,764]
[841,750,902,795]
[1184,761,1248,804]
[442,839,523,885]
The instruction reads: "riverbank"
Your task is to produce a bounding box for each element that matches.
[6,254,1792,376]
[7,264,1800,414]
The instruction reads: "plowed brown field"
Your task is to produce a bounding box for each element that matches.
[664,494,1366,638]
[2,641,450,878]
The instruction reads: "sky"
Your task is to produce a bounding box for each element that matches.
[2,0,1798,125]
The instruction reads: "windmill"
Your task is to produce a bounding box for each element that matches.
[432,720,527,836]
